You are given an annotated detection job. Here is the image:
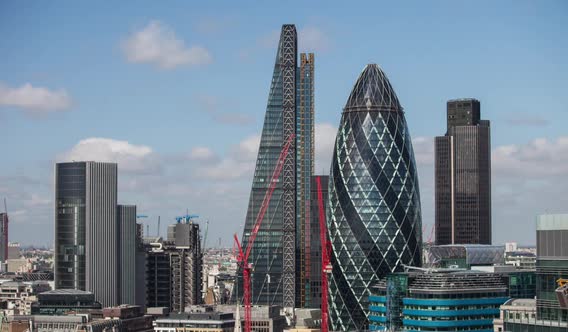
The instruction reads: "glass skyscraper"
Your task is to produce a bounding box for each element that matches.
[54,161,119,307]
[236,24,314,309]
[328,64,422,331]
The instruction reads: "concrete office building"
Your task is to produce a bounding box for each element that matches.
[118,204,137,305]
[435,98,491,245]
[495,214,568,331]
[145,221,203,312]
[54,161,119,307]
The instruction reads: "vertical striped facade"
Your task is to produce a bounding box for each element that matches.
[55,161,125,307]
[85,162,118,307]
[435,99,491,245]
[118,204,137,305]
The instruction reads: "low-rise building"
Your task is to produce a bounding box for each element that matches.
[217,305,286,332]
[30,289,102,315]
[0,280,50,315]
[153,307,235,332]
[369,269,509,331]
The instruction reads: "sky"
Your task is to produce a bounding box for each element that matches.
[1,1,567,247]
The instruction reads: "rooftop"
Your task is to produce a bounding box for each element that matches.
[344,64,402,113]
[40,289,93,295]
[503,298,536,307]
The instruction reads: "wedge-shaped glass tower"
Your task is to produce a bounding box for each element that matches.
[328,64,422,331]
[234,24,314,309]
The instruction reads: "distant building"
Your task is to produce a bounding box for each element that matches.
[146,243,171,309]
[495,214,568,331]
[31,289,102,315]
[145,221,203,312]
[8,242,21,260]
[369,270,508,331]
[0,280,50,315]
[0,213,8,262]
[154,306,235,332]
[54,161,119,306]
[435,98,491,245]
[505,251,537,270]
[425,244,504,269]
[9,304,153,332]
[217,305,286,332]
[118,204,137,305]
[536,214,568,323]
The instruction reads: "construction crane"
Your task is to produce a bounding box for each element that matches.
[315,176,331,332]
[556,278,568,308]
[175,214,199,224]
[426,224,435,244]
[234,133,295,332]
[202,220,209,254]
[2,199,8,262]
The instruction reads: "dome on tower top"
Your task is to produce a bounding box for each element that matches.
[344,64,402,112]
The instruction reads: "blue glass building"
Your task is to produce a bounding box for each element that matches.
[369,271,509,332]
[328,64,422,331]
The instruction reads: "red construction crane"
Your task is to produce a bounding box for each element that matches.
[315,176,331,332]
[234,133,295,332]
[426,224,435,244]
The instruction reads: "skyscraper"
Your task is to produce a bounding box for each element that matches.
[236,24,314,309]
[328,64,422,331]
[145,221,203,312]
[118,204,136,305]
[435,98,491,245]
[54,161,119,307]
[0,212,8,262]
[297,53,315,308]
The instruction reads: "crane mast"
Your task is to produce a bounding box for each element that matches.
[316,176,331,332]
[234,134,295,332]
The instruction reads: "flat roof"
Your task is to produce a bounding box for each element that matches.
[537,214,568,231]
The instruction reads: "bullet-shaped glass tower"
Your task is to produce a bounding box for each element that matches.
[328,64,422,331]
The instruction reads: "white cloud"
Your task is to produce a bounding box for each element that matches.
[0,83,72,112]
[412,136,435,166]
[299,26,331,52]
[189,147,217,163]
[59,137,161,174]
[122,20,212,70]
[197,134,260,181]
[492,136,568,177]
[231,135,260,162]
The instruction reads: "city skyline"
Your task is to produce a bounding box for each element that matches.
[1,1,568,247]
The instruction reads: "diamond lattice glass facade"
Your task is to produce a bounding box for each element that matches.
[328,64,422,331]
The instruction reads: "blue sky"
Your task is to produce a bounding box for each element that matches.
[1,1,567,246]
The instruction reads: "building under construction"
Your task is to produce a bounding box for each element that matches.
[145,219,203,312]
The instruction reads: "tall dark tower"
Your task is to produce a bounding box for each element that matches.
[435,99,491,245]
[236,24,314,309]
[328,64,422,331]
